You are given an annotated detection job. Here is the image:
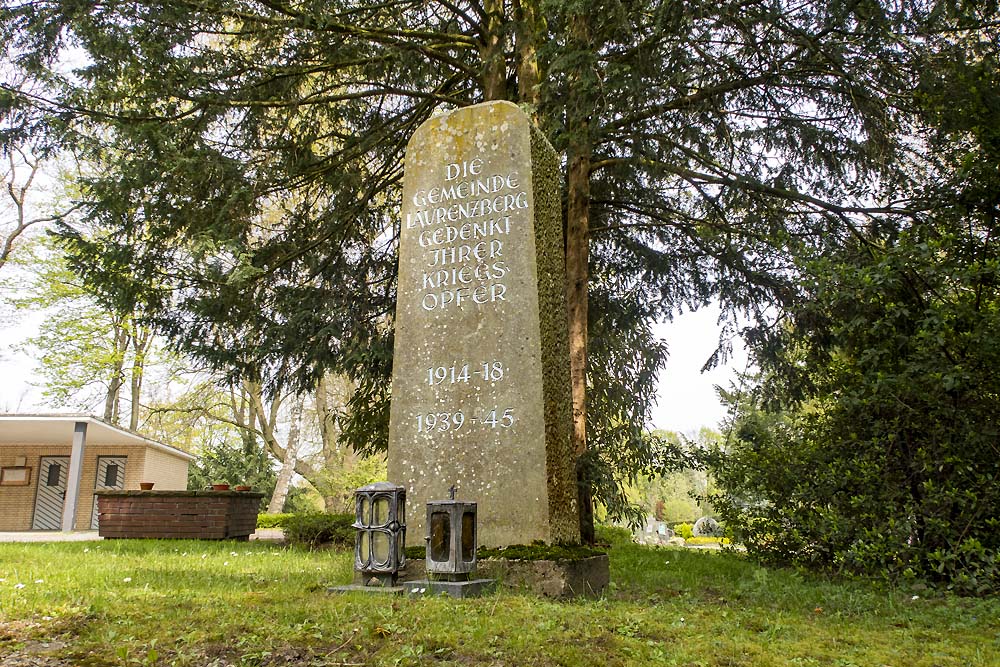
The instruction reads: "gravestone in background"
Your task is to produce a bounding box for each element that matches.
[387,101,579,547]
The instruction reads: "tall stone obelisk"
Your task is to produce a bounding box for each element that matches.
[387,101,578,547]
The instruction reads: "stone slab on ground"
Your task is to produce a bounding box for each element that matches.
[402,578,497,598]
[250,528,284,541]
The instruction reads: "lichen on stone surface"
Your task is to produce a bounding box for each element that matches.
[404,542,605,562]
[478,542,606,561]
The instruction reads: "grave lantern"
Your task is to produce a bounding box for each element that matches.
[353,481,406,586]
[425,487,477,579]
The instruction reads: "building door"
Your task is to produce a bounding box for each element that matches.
[32,456,70,530]
[91,456,127,529]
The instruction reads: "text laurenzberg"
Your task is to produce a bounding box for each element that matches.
[406,158,527,312]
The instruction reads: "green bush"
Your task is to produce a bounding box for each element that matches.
[686,536,732,546]
[675,522,694,540]
[282,513,354,548]
[256,513,295,529]
[595,524,633,546]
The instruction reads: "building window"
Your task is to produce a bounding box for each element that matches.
[46,464,61,487]
[104,463,119,487]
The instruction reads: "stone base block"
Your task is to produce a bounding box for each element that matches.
[350,561,425,587]
[479,554,610,599]
[402,579,497,598]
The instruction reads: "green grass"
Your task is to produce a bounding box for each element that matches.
[0,535,998,666]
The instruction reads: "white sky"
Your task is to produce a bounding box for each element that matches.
[0,309,44,412]
[0,302,744,434]
[650,306,746,436]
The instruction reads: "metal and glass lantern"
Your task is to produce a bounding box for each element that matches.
[426,488,477,579]
[353,481,406,585]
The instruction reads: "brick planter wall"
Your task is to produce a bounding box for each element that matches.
[96,490,263,540]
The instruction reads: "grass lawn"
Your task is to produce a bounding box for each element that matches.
[1,532,998,666]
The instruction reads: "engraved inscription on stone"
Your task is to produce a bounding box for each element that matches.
[387,101,578,547]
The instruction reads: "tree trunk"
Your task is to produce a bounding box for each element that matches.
[323,494,342,514]
[104,323,129,425]
[565,12,595,544]
[268,397,303,513]
[481,0,507,101]
[513,0,543,111]
[128,325,151,431]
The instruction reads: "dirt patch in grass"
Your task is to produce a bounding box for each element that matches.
[0,650,74,667]
[182,640,372,667]
[0,621,38,644]
[0,623,81,667]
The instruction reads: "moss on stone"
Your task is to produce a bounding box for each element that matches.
[403,545,426,560]
[528,122,579,545]
[403,542,605,562]
[478,543,605,561]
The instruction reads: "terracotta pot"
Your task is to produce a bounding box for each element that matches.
[234,485,252,492]
[211,483,230,491]
[139,482,155,490]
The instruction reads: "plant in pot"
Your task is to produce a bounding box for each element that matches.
[211,482,230,491]
[234,484,252,492]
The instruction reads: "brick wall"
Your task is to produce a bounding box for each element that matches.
[0,444,147,531]
[74,446,146,529]
[140,447,189,490]
[0,442,190,531]
[0,445,47,531]
[97,491,263,540]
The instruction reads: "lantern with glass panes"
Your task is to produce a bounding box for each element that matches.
[426,486,477,579]
[352,482,406,586]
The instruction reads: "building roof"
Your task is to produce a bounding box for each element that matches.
[0,414,196,461]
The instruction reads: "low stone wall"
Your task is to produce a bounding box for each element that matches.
[96,490,263,540]
[479,554,610,599]
[393,553,610,599]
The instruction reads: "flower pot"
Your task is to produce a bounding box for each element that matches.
[139,482,155,490]
[234,485,252,492]
[211,483,230,491]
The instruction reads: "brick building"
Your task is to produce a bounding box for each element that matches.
[0,414,193,531]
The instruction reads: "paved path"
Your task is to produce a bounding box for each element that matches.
[0,531,101,542]
[0,529,285,542]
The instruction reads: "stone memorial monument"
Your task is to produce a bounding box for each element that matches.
[387,101,579,547]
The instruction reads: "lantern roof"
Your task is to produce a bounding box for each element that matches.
[357,481,405,493]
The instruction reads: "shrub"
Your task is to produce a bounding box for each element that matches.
[595,524,633,546]
[665,520,697,530]
[675,522,694,540]
[686,536,732,546]
[256,513,294,529]
[282,513,354,548]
